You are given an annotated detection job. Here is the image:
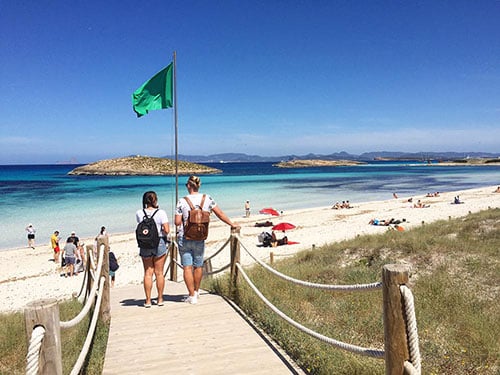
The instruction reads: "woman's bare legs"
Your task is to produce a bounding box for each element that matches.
[141,256,154,305]
[153,254,166,304]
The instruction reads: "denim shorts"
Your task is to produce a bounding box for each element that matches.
[139,238,168,258]
[179,238,205,268]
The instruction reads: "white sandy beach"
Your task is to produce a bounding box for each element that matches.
[1,186,499,313]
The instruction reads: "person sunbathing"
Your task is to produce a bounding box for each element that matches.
[414,200,430,208]
[331,202,341,209]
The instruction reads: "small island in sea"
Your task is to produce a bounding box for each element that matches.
[273,159,365,168]
[68,156,222,176]
[435,158,500,166]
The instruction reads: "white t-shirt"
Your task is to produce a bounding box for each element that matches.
[175,194,216,238]
[135,208,169,237]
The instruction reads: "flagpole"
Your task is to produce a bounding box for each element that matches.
[173,51,178,204]
[171,51,179,282]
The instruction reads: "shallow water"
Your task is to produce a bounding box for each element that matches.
[1,161,499,250]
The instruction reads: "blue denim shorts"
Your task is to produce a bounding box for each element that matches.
[179,238,205,268]
[139,238,168,258]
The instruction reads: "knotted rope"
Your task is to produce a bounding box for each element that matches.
[26,325,46,375]
[236,263,384,358]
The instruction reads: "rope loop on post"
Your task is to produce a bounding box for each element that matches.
[400,285,421,374]
[26,325,46,375]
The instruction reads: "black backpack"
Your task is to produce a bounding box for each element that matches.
[136,209,160,249]
[109,251,119,272]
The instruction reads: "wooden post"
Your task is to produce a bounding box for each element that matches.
[169,240,178,281]
[230,227,241,290]
[202,258,213,279]
[382,264,410,375]
[24,299,63,375]
[96,236,111,323]
[269,251,274,265]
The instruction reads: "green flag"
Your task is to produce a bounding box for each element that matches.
[132,63,173,117]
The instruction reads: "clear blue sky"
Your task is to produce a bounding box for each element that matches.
[1,1,499,164]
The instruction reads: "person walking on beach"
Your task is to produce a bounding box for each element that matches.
[25,224,36,248]
[136,191,170,308]
[175,175,240,304]
[50,230,60,263]
[245,200,251,218]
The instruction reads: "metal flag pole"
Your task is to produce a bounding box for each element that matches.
[171,51,179,281]
[173,51,179,204]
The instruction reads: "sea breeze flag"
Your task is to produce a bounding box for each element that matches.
[132,63,173,117]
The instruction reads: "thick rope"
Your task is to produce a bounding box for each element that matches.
[70,276,106,375]
[238,236,382,291]
[236,263,384,358]
[203,237,231,262]
[75,250,90,298]
[404,361,419,375]
[76,264,89,302]
[60,245,104,329]
[204,263,231,276]
[26,325,45,375]
[400,285,421,374]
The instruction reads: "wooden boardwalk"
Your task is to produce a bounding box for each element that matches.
[102,281,304,374]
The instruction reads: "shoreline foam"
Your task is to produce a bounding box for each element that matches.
[1,185,499,313]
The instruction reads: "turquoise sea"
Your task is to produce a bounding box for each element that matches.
[1,161,499,250]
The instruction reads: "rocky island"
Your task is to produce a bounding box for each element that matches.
[68,156,222,176]
[274,159,365,168]
[435,158,500,166]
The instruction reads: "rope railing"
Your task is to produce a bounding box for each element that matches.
[24,236,110,375]
[227,233,420,373]
[238,235,382,291]
[60,244,105,329]
[203,237,231,262]
[169,236,233,276]
[204,263,231,276]
[26,326,46,375]
[400,285,421,374]
[235,262,385,358]
[69,276,106,375]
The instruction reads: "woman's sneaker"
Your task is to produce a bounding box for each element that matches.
[185,295,198,304]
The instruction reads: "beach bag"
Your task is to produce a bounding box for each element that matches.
[258,231,272,247]
[136,209,160,249]
[184,195,210,241]
[109,251,119,272]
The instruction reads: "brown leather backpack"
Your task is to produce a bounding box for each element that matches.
[183,195,210,241]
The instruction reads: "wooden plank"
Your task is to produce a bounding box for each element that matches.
[103,281,304,374]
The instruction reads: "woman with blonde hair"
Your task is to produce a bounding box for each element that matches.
[135,191,170,307]
[175,176,239,304]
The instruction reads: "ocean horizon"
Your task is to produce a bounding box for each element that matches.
[1,161,499,251]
